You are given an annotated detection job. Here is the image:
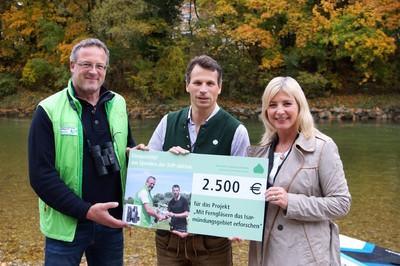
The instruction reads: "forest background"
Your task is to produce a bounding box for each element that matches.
[0,0,399,116]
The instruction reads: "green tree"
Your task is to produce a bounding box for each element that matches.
[189,0,398,96]
[90,0,188,99]
[307,0,397,90]
[0,1,92,92]
[145,0,185,26]
[0,0,398,99]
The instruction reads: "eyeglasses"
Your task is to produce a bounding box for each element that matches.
[75,62,107,71]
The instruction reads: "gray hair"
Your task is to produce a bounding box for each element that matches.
[69,38,110,66]
[146,176,156,182]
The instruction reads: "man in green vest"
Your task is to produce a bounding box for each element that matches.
[147,55,250,266]
[28,38,146,266]
[134,176,165,227]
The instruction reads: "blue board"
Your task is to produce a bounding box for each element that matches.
[340,235,400,266]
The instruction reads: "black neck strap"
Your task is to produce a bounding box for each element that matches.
[267,134,299,188]
[67,89,93,148]
[262,134,298,243]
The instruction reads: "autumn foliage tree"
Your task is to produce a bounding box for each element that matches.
[0,0,398,101]
[190,0,398,98]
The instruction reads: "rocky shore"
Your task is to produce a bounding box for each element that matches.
[126,104,400,121]
[1,104,400,122]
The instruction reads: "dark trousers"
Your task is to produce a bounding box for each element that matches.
[155,230,232,266]
[44,221,123,266]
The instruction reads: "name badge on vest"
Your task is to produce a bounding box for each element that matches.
[60,126,78,136]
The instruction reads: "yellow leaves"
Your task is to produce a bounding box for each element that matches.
[20,27,35,37]
[7,18,27,30]
[245,0,270,10]
[344,29,396,84]
[344,40,356,52]
[320,0,336,14]
[31,7,45,21]
[360,71,371,85]
[377,0,400,30]
[63,21,88,40]
[348,31,396,63]
[232,25,274,48]
[260,54,284,70]
[22,60,38,84]
[294,30,310,48]
[57,42,75,63]
[0,0,397,94]
[364,31,396,58]
[3,8,29,34]
[312,6,331,31]
[259,3,288,19]
[305,0,398,85]
[346,5,377,28]
[2,3,64,42]
[245,0,289,20]
[214,0,239,17]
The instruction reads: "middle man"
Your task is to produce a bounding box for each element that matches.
[147,55,250,265]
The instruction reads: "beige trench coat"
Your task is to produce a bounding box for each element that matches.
[247,131,351,266]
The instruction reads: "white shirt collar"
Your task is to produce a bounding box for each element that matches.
[188,105,220,125]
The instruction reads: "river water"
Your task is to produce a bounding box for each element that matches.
[0,117,399,265]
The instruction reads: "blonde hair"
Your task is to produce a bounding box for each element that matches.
[260,77,315,145]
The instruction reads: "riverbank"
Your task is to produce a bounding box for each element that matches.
[1,119,399,265]
[1,91,400,121]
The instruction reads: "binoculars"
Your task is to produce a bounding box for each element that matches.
[90,141,120,176]
[126,205,140,223]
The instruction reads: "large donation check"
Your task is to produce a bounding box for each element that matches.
[123,150,268,241]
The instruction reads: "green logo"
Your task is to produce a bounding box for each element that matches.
[253,164,264,174]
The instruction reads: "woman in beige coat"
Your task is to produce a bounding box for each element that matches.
[247,77,351,266]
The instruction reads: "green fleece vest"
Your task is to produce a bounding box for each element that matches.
[133,185,153,227]
[163,107,241,155]
[38,79,129,242]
